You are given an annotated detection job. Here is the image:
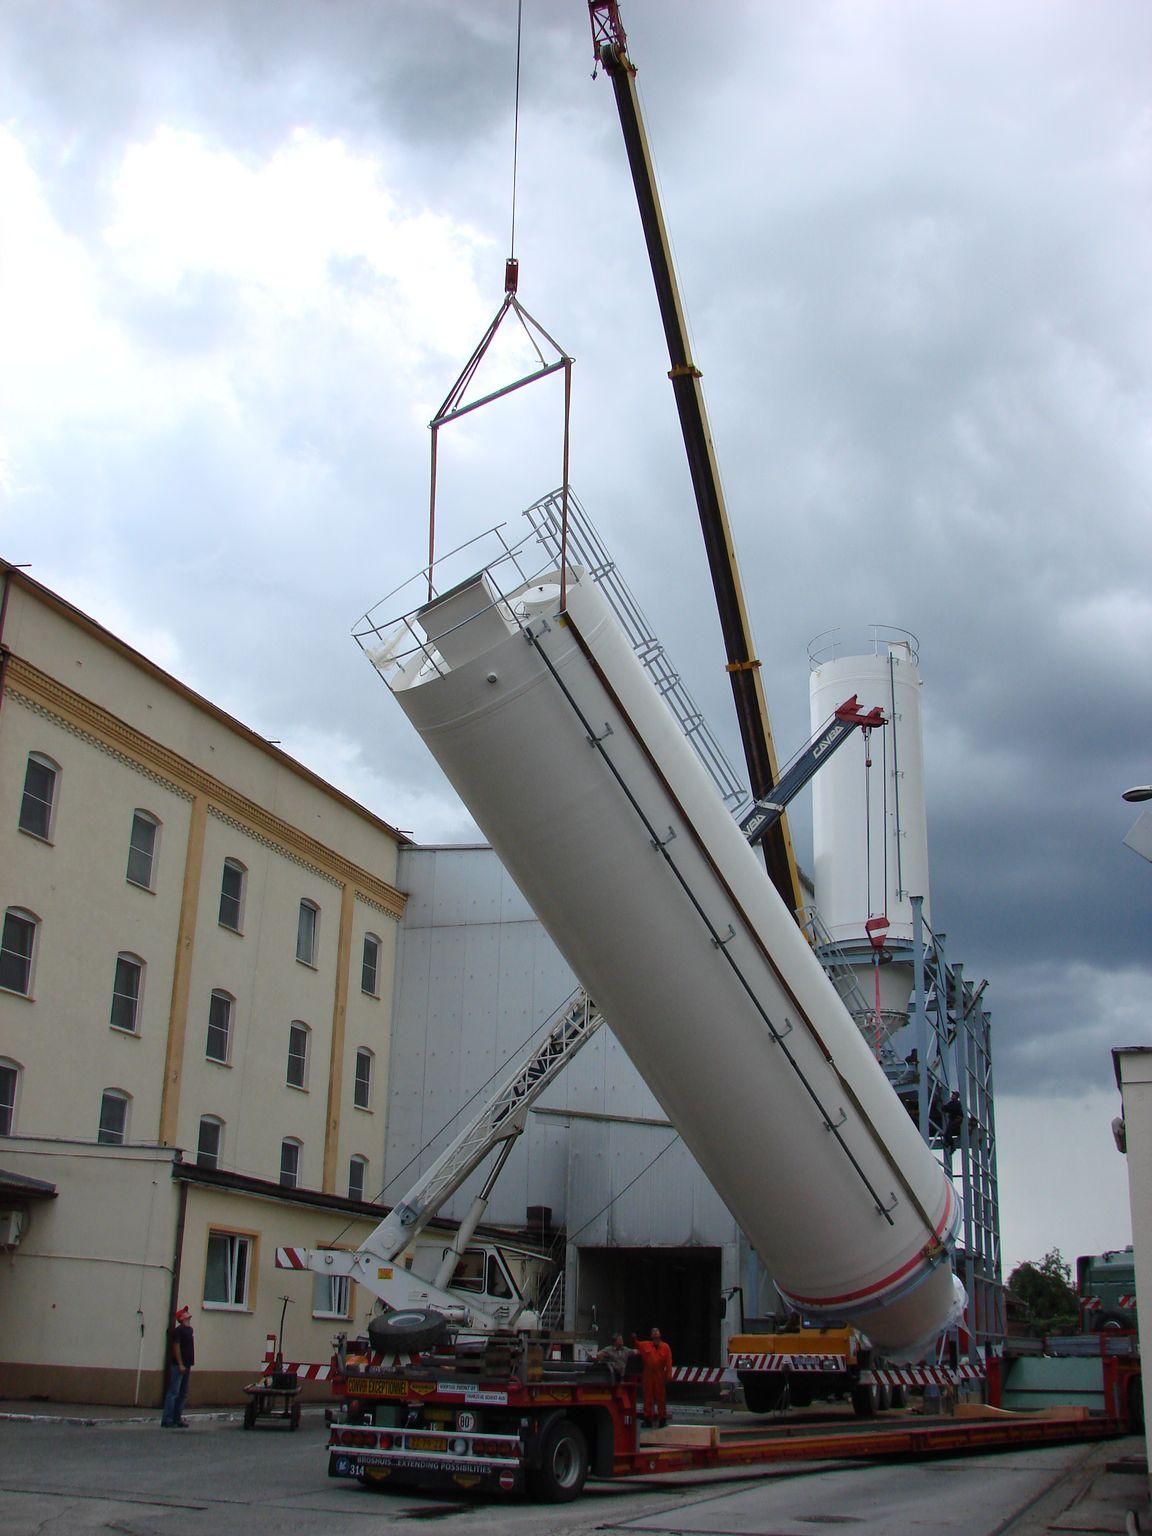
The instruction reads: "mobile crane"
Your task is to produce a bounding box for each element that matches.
[282,2,1135,1503]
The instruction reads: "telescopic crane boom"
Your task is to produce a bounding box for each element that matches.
[589,0,803,916]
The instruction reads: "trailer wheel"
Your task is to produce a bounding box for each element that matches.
[876,1383,892,1412]
[889,1385,907,1410]
[527,1418,588,1503]
[243,1400,257,1430]
[290,1401,301,1431]
[850,1384,877,1418]
[367,1308,449,1354]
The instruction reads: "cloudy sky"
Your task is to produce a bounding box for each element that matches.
[3,0,1149,1276]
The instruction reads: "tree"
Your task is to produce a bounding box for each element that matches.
[1007,1249,1079,1336]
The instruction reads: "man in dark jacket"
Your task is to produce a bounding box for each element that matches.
[160,1305,195,1428]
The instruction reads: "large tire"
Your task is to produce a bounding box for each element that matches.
[851,1383,877,1418]
[367,1308,449,1354]
[527,1418,588,1503]
[787,1382,813,1409]
[1094,1310,1132,1333]
[740,1374,788,1413]
[289,1400,301,1431]
[243,1400,257,1430]
[876,1382,892,1412]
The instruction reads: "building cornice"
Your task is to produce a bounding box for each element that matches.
[7,656,407,920]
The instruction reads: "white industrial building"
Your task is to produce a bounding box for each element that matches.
[386,842,754,1366]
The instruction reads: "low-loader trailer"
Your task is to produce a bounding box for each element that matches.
[325,1331,1132,1503]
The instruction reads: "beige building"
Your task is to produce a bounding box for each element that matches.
[0,561,410,1405]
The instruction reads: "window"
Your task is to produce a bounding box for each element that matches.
[347,1155,368,1203]
[203,1230,252,1309]
[296,899,319,966]
[361,933,381,997]
[206,990,233,1064]
[98,1088,130,1145]
[126,810,159,889]
[197,1115,223,1170]
[110,953,143,1034]
[0,1060,21,1135]
[0,908,38,996]
[19,754,58,840]
[312,1271,351,1319]
[218,859,246,932]
[286,1022,310,1090]
[280,1137,301,1189]
[353,1048,373,1110]
[448,1247,485,1293]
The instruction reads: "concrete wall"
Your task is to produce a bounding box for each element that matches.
[0,1141,179,1405]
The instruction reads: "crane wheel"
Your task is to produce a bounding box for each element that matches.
[367,1308,450,1354]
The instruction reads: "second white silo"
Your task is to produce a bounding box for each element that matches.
[809,629,931,1027]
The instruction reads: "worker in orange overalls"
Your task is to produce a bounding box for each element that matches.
[632,1327,673,1427]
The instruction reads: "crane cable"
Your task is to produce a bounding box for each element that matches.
[509,0,523,263]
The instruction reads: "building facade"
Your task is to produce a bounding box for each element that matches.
[0,563,408,1403]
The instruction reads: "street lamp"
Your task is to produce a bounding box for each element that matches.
[1123,786,1152,803]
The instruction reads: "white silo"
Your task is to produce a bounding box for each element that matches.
[360,553,961,1354]
[809,629,931,1031]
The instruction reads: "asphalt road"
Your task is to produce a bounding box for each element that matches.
[0,1412,1143,1535]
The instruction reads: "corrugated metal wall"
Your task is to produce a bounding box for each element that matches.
[385,844,745,1355]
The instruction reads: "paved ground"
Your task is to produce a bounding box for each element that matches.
[0,1404,1146,1535]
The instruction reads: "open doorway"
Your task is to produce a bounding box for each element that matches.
[576,1246,722,1364]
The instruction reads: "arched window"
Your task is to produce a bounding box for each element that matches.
[347,1154,368,1203]
[361,933,381,997]
[19,753,59,841]
[0,908,39,997]
[279,1137,302,1189]
[219,858,246,932]
[110,953,145,1034]
[353,1047,373,1110]
[206,990,234,1064]
[126,810,161,890]
[98,1088,131,1145]
[286,1022,310,1090]
[197,1115,224,1170]
[0,1059,22,1136]
[296,899,319,966]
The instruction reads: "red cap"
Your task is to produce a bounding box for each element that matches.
[175,1305,191,1321]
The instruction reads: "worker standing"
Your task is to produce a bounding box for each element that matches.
[632,1327,672,1427]
[160,1304,195,1428]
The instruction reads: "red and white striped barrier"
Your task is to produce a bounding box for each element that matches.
[260,1335,419,1380]
[274,1247,311,1270]
[729,1353,848,1372]
[262,1335,338,1382]
[728,1352,983,1389]
[875,1362,983,1388]
[672,1365,735,1385]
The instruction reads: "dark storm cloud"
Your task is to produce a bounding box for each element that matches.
[4,0,1149,1152]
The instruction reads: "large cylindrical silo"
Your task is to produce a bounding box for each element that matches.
[370,559,959,1353]
[810,632,931,1028]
